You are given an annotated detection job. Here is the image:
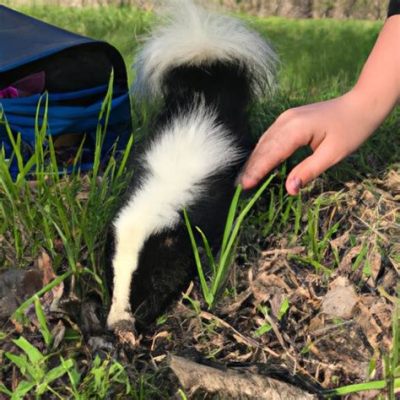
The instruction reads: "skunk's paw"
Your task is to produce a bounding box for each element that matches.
[113,320,140,348]
[107,308,140,347]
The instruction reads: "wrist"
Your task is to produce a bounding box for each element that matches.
[344,86,392,134]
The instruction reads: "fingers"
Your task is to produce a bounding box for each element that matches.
[240,111,311,190]
[240,96,361,194]
[239,116,346,194]
[285,139,344,195]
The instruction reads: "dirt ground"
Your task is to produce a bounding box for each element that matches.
[0,166,398,398]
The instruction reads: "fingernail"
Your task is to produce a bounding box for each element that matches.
[237,173,256,189]
[287,177,302,194]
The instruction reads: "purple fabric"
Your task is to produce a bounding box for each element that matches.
[0,71,45,99]
[14,71,45,96]
[0,86,18,98]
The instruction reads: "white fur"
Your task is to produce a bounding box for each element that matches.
[133,0,277,98]
[107,104,241,328]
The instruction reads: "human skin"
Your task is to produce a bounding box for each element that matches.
[240,15,400,195]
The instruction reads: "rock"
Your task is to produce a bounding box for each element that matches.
[0,268,42,320]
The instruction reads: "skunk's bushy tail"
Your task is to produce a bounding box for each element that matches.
[133,0,277,115]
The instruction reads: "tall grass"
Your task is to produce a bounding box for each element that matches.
[0,79,133,305]
[184,175,275,309]
[250,17,381,94]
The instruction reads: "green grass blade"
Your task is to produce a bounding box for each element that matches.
[116,134,134,179]
[324,378,399,396]
[220,185,242,254]
[40,360,74,390]
[11,380,36,400]
[195,226,216,277]
[212,174,275,299]
[0,383,12,396]
[183,209,213,307]
[34,296,53,347]
[5,353,28,374]
[13,336,43,364]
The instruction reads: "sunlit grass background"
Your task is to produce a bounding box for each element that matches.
[13,6,382,93]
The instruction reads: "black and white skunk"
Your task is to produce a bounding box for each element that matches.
[106,1,277,331]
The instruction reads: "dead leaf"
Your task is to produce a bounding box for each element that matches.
[270,291,287,320]
[51,321,66,349]
[329,231,350,252]
[151,331,170,351]
[37,251,56,284]
[338,245,363,274]
[251,273,291,304]
[321,279,358,319]
[365,249,382,288]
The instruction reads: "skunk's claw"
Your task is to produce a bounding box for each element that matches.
[107,310,139,347]
[113,320,140,348]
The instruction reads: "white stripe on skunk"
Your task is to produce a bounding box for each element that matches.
[107,104,241,328]
[134,0,277,98]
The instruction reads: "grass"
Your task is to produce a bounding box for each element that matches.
[0,4,399,399]
[184,175,275,309]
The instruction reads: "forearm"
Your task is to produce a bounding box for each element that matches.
[349,15,400,133]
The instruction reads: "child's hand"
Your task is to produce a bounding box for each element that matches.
[240,15,400,195]
[240,91,377,195]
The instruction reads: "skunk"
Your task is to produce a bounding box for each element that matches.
[106,1,277,331]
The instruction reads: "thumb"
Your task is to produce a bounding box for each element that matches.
[286,141,344,195]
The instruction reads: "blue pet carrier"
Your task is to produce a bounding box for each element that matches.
[0,5,132,175]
